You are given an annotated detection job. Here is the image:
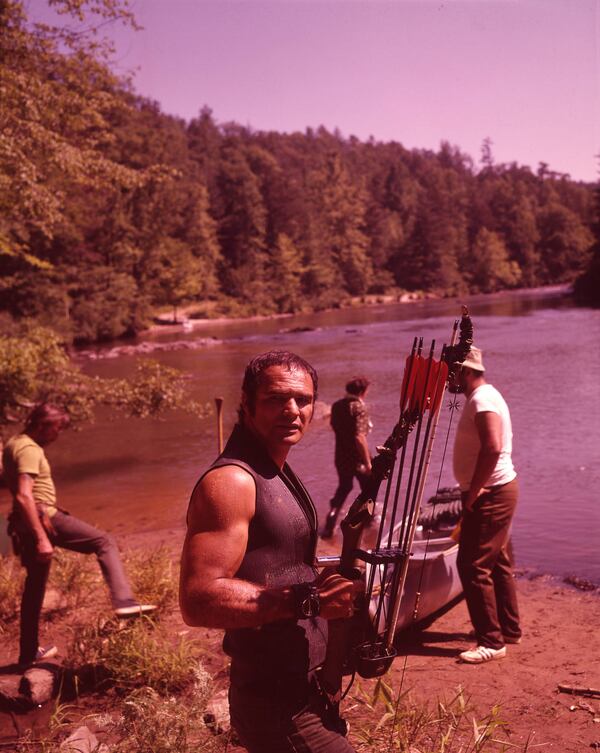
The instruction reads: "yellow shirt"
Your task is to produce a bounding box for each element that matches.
[2,434,57,516]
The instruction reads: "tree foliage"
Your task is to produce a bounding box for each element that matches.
[0,1,596,342]
[574,172,600,307]
[0,325,204,428]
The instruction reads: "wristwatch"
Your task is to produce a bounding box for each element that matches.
[291,583,321,619]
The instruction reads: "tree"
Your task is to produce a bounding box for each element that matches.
[395,162,468,293]
[480,138,495,171]
[0,325,204,428]
[0,0,147,260]
[269,234,304,313]
[573,172,600,306]
[215,144,270,306]
[68,266,149,343]
[143,238,206,322]
[470,229,522,292]
[305,155,373,299]
[536,204,593,283]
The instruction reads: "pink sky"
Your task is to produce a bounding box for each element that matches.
[31,0,599,181]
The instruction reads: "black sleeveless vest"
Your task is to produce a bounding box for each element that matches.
[200,424,328,688]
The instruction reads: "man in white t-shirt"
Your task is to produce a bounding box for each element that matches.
[450,346,521,664]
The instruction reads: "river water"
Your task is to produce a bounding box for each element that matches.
[20,288,600,582]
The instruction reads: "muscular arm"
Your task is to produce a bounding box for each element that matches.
[15,474,54,561]
[179,466,357,629]
[463,411,502,512]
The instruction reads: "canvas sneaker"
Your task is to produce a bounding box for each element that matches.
[114,603,157,618]
[459,645,507,663]
[34,645,58,662]
[466,630,521,645]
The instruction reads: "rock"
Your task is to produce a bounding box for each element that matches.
[0,674,29,710]
[60,725,109,753]
[564,575,598,592]
[203,689,230,735]
[20,666,59,705]
[78,336,223,360]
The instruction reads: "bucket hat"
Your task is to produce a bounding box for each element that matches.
[461,346,485,372]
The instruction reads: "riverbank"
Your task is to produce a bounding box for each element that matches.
[76,283,573,360]
[0,529,598,752]
[148,284,572,334]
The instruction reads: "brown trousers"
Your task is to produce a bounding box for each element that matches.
[457,479,521,650]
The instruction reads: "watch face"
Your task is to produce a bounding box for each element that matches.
[302,595,319,618]
[294,583,320,619]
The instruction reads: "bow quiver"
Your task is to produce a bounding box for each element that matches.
[317,309,473,695]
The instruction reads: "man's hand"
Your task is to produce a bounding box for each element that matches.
[40,511,56,539]
[16,474,55,563]
[35,537,54,563]
[461,488,485,513]
[316,568,363,620]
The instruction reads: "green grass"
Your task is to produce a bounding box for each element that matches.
[349,679,535,753]
[0,554,24,632]
[66,615,201,694]
[48,550,102,612]
[121,544,177,611]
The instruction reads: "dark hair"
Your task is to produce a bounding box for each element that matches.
[25,403,70,431]
[240,351,318,417]
[345,376,370,396]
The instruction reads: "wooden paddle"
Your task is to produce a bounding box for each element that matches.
[215,396,224,454]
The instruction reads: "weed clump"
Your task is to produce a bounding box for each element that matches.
[351,679,526,752]
[0,554,24,631]
[67,616,200,694]
[48,550,102,611]
[109,666,216,752]
[121,544,177,610]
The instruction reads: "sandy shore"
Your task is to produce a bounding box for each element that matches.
[143,284,572,336]
[387,576,600,752]
[1,528,598,752]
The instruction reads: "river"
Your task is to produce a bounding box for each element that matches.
[17,288,600,583]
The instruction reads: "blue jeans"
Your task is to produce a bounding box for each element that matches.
[19,510,136,664]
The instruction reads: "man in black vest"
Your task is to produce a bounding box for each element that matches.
[180,351,358,752]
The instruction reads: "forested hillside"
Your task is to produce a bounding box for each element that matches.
[1,0,596,344]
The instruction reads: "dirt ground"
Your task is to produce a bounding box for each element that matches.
[1,535,598,753]
[383,576,600,752]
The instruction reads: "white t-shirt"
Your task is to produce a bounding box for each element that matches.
[453,383,516,491]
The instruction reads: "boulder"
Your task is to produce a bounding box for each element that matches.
[20,666,59,705]
[60,725,109,753]
[0,674,29,710]
[203,689,230,735]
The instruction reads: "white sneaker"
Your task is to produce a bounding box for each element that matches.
[36,645,58,661]
[459,645,507,663]
[114,604,157,617]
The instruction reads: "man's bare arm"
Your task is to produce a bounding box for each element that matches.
[354,433,372,471]
[179,465,357,629]
[15,474,54,561]
[463,411,502,511]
